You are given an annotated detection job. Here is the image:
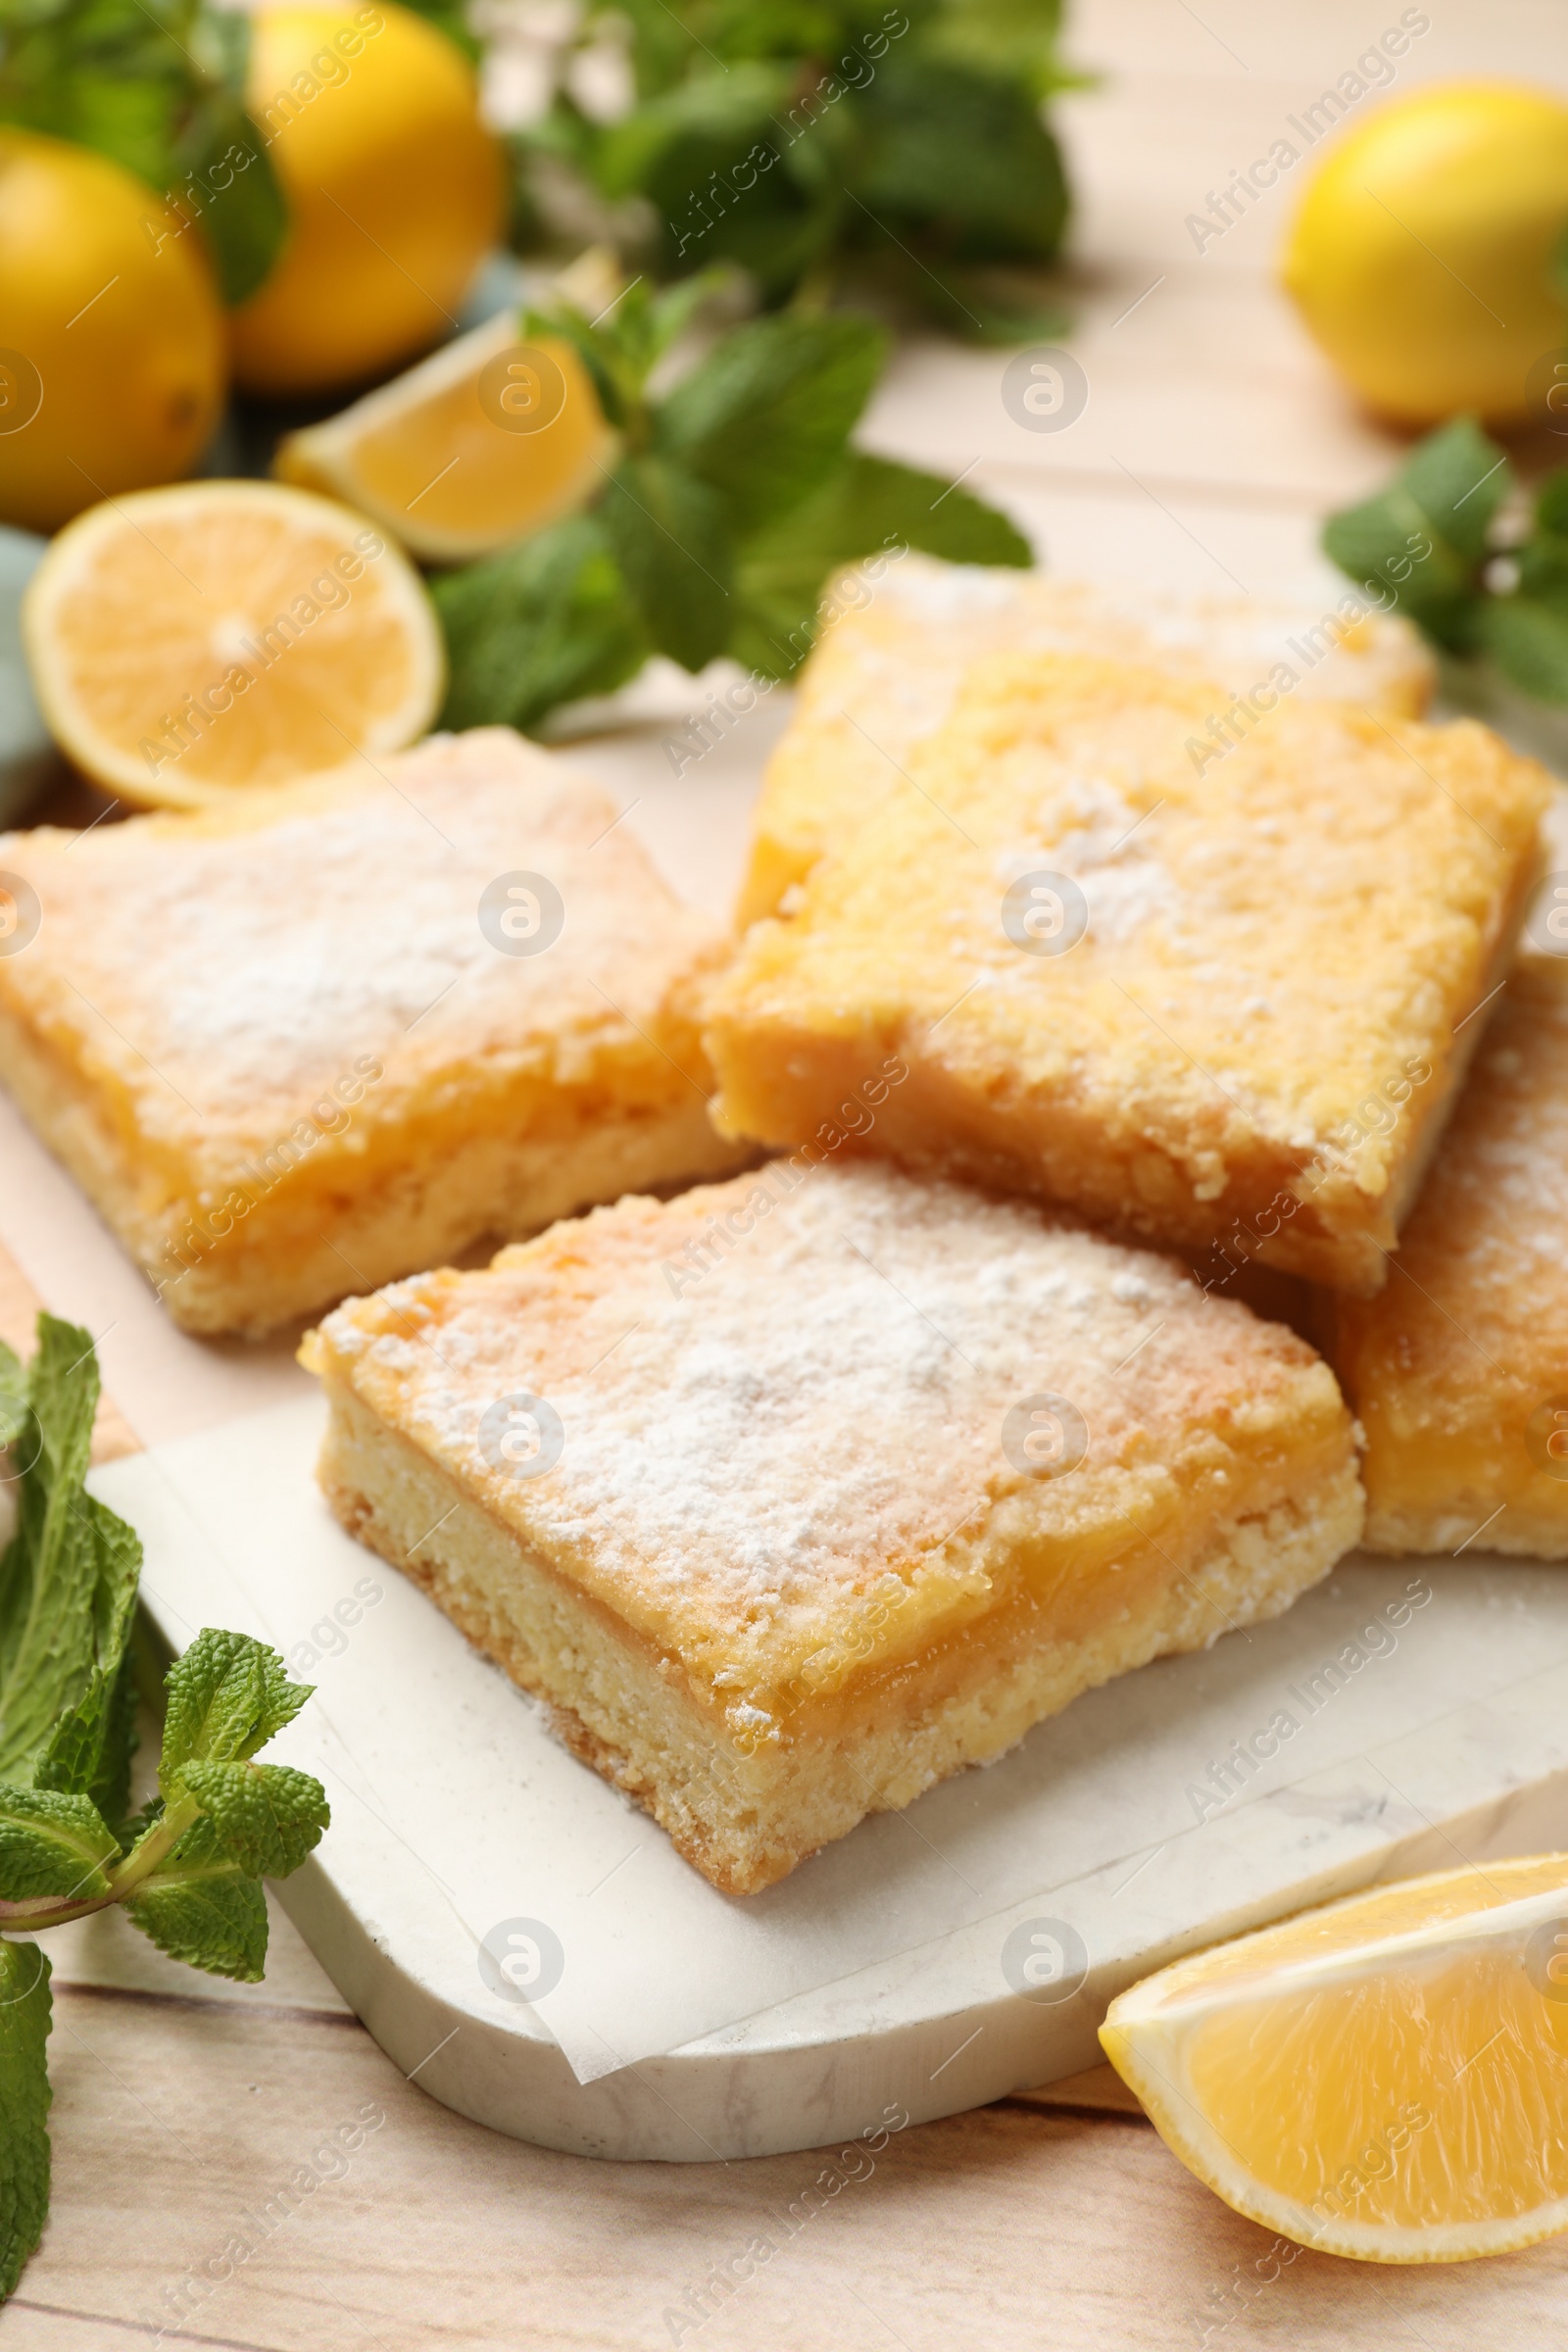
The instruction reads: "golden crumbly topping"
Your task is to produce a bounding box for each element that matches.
[739,557,1437,923]
[310,1160,1351,1720]
[0,727,724,1171]
[1338,962,1568,1439]
[708,656,1551,1265]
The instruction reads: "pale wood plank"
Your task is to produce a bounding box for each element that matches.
[1011,2062,1146,2118]
[3,20,1565,2343]
[4,1985,1565,2352]
[40,1893,351,2020]
[1070,0,1568,91]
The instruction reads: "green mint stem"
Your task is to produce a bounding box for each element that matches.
[0,1792,201,1931]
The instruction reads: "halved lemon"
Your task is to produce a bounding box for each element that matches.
[273,311,616,565]
[22,481,444,809]
[1101,1853,1568,2263]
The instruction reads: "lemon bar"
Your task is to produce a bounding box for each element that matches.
[1334,961,1568,1556]
[706,656,1550,1298]
[305,1159,1363,1893]
[739,556,1437,925]
[0,728,743,1337]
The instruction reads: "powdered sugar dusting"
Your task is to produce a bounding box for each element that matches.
[321,1161,1330,1697]
[812,556,1433,749]
[1346,974,1568,1429]
[1414,979,1568,1288]
[0,729,719,1152]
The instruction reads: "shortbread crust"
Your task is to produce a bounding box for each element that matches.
[1334,960,1568,1556]
[739,557,1438,925]
[306,1161,1363,1893]
[0,728,744,1335]
[706,656,1550,1297]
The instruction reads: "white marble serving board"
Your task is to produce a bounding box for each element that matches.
[4,608,1567,2158]
[87,1405,1568,2156]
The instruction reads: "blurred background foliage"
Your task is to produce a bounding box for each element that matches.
[0,0,286,300]
[0,0,1077,336]
[508,0,1076,336]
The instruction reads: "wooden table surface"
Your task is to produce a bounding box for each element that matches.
[7,5,1568,2344]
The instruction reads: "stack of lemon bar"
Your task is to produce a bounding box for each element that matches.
[2,564,1563,1896]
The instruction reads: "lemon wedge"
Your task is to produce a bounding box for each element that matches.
[273,311,616,565]
[22,480,443,808]
[1101,1854,1568,2263]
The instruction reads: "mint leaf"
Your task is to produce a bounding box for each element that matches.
[923,0,1077,100]
[34,1650,135,1831]
[31,1497,139,1831]
[122,1638,318,1977]
[600,456,734,668]
[1534,469,1568,539]
[0,1788,118,1906]
[434,514,649,734]
[733,449,1029,677]
[88,1647,137,1837]
[657,315,887,533]
[1518,470,1568,604]
[1322,485,1474,642]
[0,1315,141,1857]
[1324,426,1568,715]
[123,1814,269,1982]
[830,451,1031,565]
[14,1314,95,1512]
[1477,596,1568,703]
[636,270,736,368]
[588,63,816,296]
[1402,416,1510,564]
[520,299,634,435]
[519,270,730,437]
[0,1940,51,2300]
[1323,419,1510,650]
[180,1760,329,1879]
[592,59,793,204]
[173,93,288,309]
[84,1493,140,1672]
[900,260,1068,345]
[854,52,1069,270]
[0,1318,142,1785]
[0,1346,24,1454]
[159,1629,309,1797]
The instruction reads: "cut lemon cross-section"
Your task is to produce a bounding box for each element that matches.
[22,481,443,809]
[273,311,616,564]
[1101,1854,1568,2263]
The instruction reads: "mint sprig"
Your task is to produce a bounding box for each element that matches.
[515,0,1077,340]
[0,1942,50,2306]
[0,1315,328,2301]
[1323,417,1568,704]
[434,275,1031,733]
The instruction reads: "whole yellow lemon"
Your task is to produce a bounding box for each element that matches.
[0,129,226,533]
[230,3,505,398]
[1282,81,1568,426]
